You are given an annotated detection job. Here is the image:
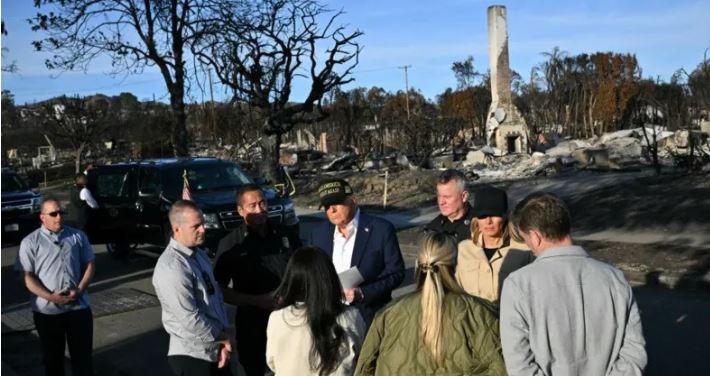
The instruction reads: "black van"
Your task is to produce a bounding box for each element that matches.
[85,158,298,256]
[1,168,42,244]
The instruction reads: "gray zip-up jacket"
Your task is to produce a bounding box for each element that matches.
[153,238,230,362]
[500,245,646,376]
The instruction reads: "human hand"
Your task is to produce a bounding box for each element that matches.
[217,338,232,369]
[343,288,362,304]
[50,290,74,305]
[66,288,81,301]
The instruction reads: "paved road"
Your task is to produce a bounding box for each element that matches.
[2,215,709,375]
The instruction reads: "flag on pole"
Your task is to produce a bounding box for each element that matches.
[182,169,193,201]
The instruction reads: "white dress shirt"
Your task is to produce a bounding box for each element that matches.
[79,187,99,209]
[332,209,360,274]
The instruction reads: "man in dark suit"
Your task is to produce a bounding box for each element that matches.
[307,178,405,326]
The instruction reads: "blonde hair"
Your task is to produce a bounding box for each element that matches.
[416,233,464,365]
[470,217,510,245]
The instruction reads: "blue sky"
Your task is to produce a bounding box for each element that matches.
[2,0,709,105]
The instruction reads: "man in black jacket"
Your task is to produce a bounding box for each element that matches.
[214,185,300,376]
[424,169,475,244]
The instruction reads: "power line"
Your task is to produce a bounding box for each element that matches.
[10,76,165,97]
[9,63,415,104]
[352,66,401,74]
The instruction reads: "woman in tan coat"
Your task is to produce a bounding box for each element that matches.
[267,246,366,376]
[456,186,534,302]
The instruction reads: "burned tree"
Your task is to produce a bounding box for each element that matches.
[196,0,362,182]
[40,96,110,173]
[452,56,481,90]
[381,90,452,167]
[440,56,490,142]
[30,0,216,156]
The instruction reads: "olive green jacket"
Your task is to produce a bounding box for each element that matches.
[354,292,506,376]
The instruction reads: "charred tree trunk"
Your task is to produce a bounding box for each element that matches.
[74,143,86,174]
[259,131,283,184]
[168,4,189,158]
[169,87,189,157]
[640,124,661,175]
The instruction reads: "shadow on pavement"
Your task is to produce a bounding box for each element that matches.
[633,285,710,375]
[567,173,710,235]
[92,327,171,376]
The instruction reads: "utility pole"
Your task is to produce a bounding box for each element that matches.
[207,69,217,143]
[398,65,411,120]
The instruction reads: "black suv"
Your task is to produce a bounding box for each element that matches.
[2,168,42,244]
[85,158,298,255]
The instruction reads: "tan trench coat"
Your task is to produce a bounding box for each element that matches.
[455,237,533,301]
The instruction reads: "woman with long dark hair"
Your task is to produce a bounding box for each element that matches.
[267,246,366,376]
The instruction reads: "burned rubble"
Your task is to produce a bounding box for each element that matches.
[188,122,709,194]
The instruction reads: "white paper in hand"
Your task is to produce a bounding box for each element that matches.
[338,267,364,289]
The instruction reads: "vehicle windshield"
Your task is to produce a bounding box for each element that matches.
[162,162,254,197]
[93,169,131,198]
[2,173,29,193]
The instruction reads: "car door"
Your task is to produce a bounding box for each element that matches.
[136,166,170,245]
[85,166,139,244]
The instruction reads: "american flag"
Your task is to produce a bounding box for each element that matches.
[182,170,193,201]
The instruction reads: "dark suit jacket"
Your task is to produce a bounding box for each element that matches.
[307,211,405,326]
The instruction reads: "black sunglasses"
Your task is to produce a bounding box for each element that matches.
[44,210,65,217]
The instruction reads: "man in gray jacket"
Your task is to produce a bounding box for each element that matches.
[153,200,233,376]
[500,193,646,376]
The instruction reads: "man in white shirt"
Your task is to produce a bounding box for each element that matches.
[307,178,405,326]
[67,173,98,230]
[331,205,359,275]
[153,200,233,376]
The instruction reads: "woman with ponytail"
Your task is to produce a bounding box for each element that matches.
[354,233,505,376]
[267,246,366,376]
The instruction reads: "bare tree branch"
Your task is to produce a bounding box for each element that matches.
[30,0,218,156]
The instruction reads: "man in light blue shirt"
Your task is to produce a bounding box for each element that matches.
[16,198,96,376]
[153,200,233,376]
[500,193,647,376]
